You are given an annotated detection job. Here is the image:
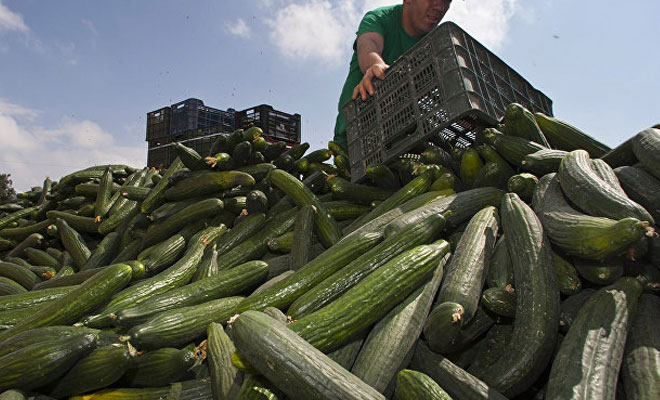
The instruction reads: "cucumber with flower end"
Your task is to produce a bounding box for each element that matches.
[120,346,197,388]
[270,169,341,248]
[84,226,226,328]
[231,310,385,400]
[471,162,509,191]
[236,230,382,313]
[621,294,660,400]
[114,260,268,327]
[48,343,134,398]
[506,173,538,203]
[46,210,99,233]
[29,265,56,280]
[246,190,268,214]
[289,240,450,353]
[534,112,610,157]
[394,369,453,400]
[503,103,550,147]
[191,243,219,282]
[423,206,498,353]
[6,233,43,258]
[483,128,546,167]
[559,149,654,224]
[215,212,266,256]
[472,193,559,397]
[431,172,455,191]
[327,176,394,205]
[206,322,241,400]
[164,171,255,202]
[289,212,447,319]
[346,169,435,233]
[410,341,508,400]
[477,143,516,177]
[138,231,186,274]
[546,277,643,400]
[324,200,371,221]
[351,257,447,393]
[384,187,504,238]
[264,141,287,161]
[0,263,132,342]
[615,165,660,223]
[521,148,567,175]
[532,173,653,260]
[0,333,98,392]
[141,198,225,248]
[125,296,243,349]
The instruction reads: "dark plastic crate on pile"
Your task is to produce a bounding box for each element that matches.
[343,21,553,182]
[146,107,171,141]
[235,104,301,145]
[170,98,235,136]
[147,145,172,169]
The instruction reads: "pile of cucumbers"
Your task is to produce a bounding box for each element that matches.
[0,107,658,400]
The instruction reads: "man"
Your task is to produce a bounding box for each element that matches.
[333,0,452,149]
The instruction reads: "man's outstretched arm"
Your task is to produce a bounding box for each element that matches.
[352,32,389,101]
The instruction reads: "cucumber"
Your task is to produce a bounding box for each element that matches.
[473,193,560,397]
[483,128,546,167]
[236,230,382,313]
[532,173,653,261]
[0,264,132,342]
[459,147,484,188]
[0,333,98,392]
[424,206,499,353]
[559,149,654,224]
[521,148,567,176]
[126,296,244,349]
[559,289,597,333]
[485,235,514,288]
[215,212,266,256]
[503,103,550,147]
[120,346,197,387]
[621,293,660,399]
[56,218,91,269]
[0,262,39,290]
[0,285,76,311]
[366,163,401,191]
[614,165,660,223]
[270,169,341,248]
[573,257,624,286]
[48,343,134,397]
[351,260,447,393]
[328,176,394,205]
[141,157,185,214]
[206,322,241,400]
[546,277,643,400]
[289,240,450,353]
[82,231,121,271]
[290,205,315,270]
[480,286,516,318]
[534,112,610,157]
[394,369,452,400]
[506,173,538,203]
[164,171,255,201]
[67,378,213,400]
[552,251,582,295]
[94,167,114,219]
[630,127,660,180]
[114,260,268,327]
[173,141,208,171]
[231,310,386,400]
[410,341,508,400]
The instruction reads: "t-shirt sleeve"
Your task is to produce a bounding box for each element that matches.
[356,9,387,38]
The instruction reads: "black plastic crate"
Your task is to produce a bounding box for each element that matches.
[343,21,553,182]
[235,104,301,145]
[146,145,172,169]
[170,98,235,136]
[146,107,171,141]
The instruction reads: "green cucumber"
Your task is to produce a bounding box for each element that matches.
[472,193,559,397]
[120,346,196,387]
[231,310,385,400]
[114,260,268,327]
[558,288,597,333]
[521,148,567,176]
[503,103,550,147]
[206,322,241,400]
[126,296,244,349]
[480,286,516,318]
[485,235,513,288]
[289,205,315,270]
[532,173,653,261]
[483,128,546,167]
[0,285,76,311]
[56,218,91,269]
[141,157,185,214]
[534,112,610,156]
[0,262,39,290]
[506,173,538,203]
[394,369,452,400]
[631,127,660,180]
[552,251,582,295]
[164,171,255,201]
[67,378,213,400]
[615,165,660,223]
[559,149,654,224]
[289,240,450,353]
[546,277,643,400]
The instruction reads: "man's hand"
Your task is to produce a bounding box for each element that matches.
[352,62,389,101]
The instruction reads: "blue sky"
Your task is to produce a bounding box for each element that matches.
[1,0,658,192]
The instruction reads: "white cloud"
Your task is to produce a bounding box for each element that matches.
[262,0,521,64]
[0,99,146,192]
[81,18,98,36]
[266,0,359,67]
[226,18,251,39]
[0,0,28,33]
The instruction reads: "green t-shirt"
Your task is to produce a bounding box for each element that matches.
[333,4,422,148]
